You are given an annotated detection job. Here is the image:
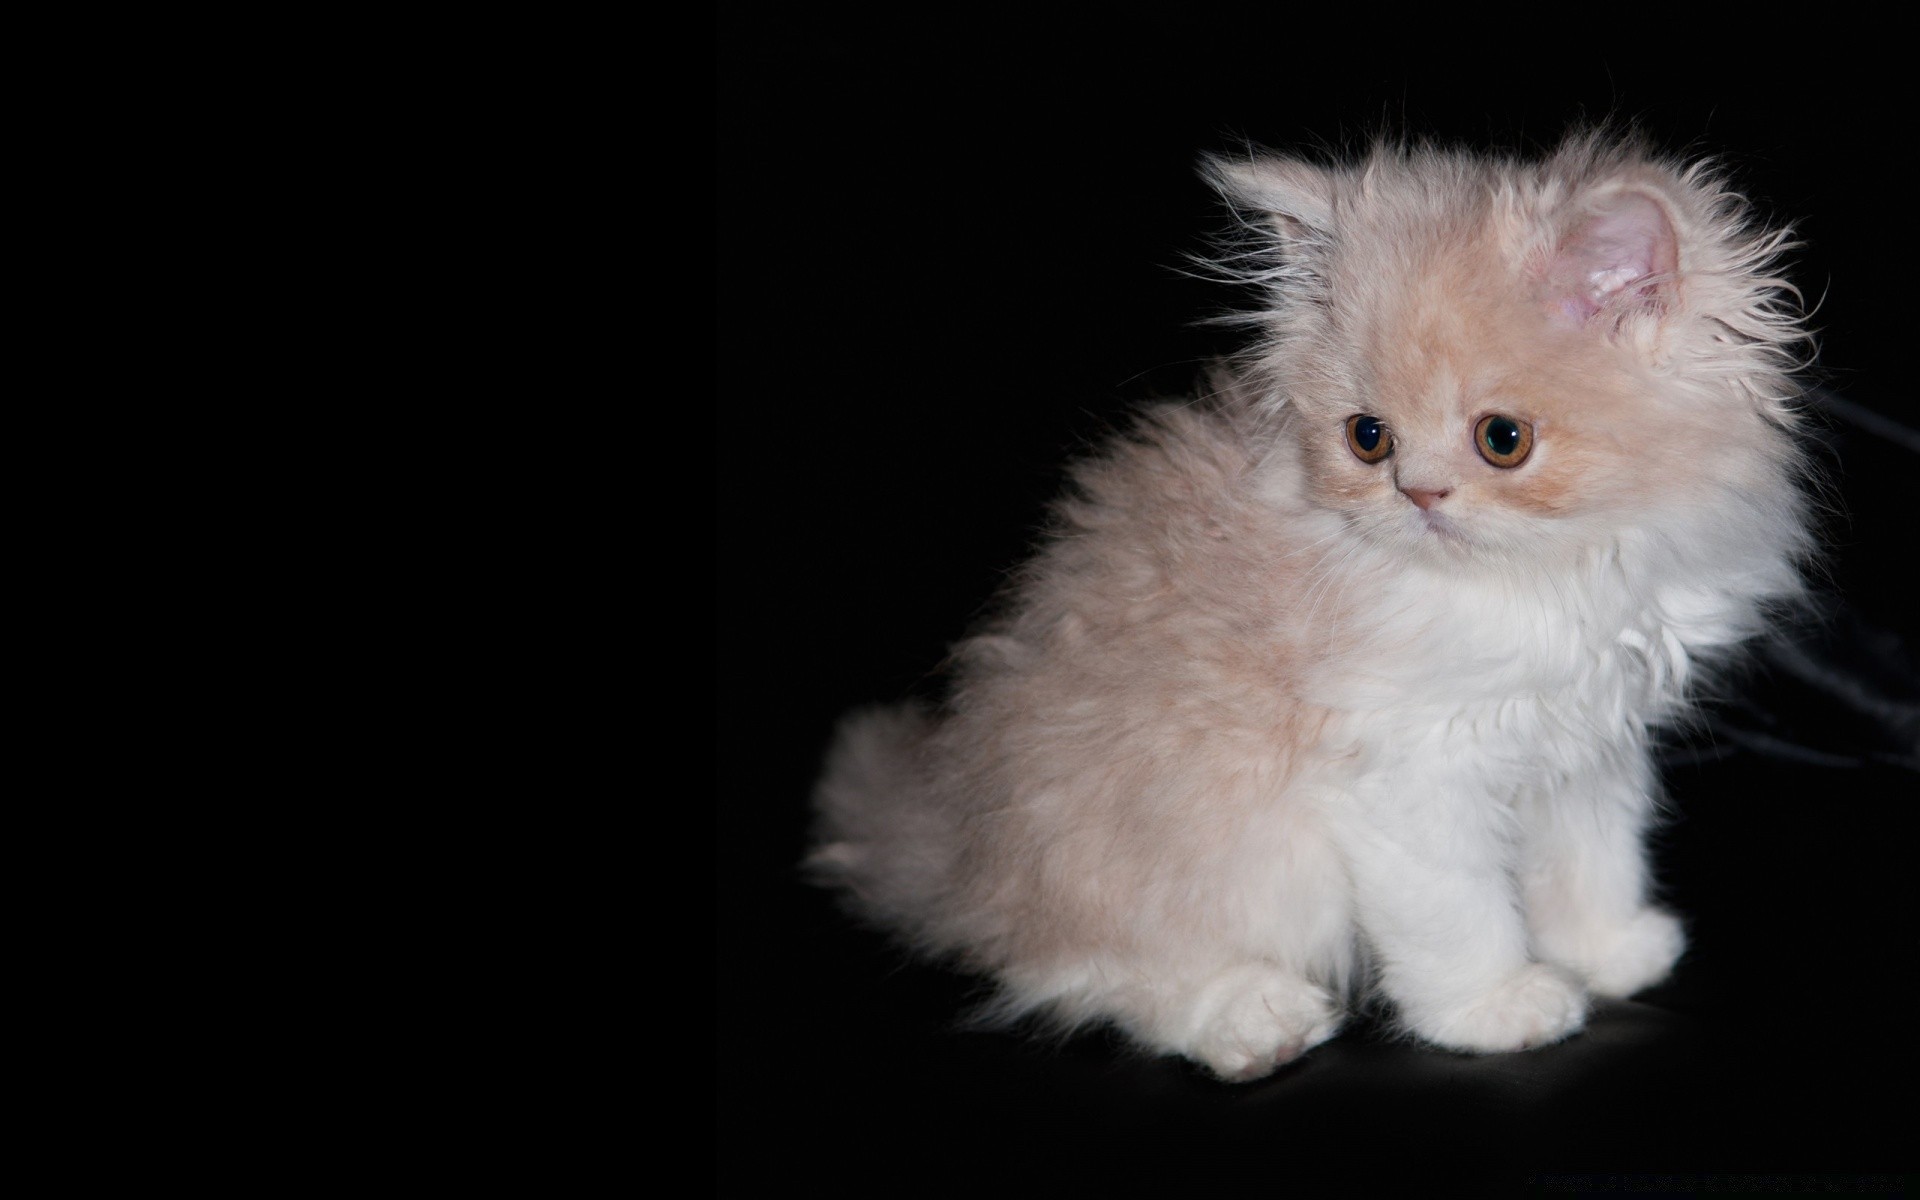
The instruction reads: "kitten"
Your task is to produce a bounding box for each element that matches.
[807,134,1813,1081]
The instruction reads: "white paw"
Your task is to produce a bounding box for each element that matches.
[1541,908,1686,999]
[1416,964,1588,1054]
[1585,909,1685,998]
[1183,966,1343,1083]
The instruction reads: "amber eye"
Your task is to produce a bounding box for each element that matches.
[1475,414,1534,468]
[1345,415,1393,464]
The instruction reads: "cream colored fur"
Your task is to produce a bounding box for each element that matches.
[808,134,1812,1081]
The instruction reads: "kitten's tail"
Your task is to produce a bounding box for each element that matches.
[805,703,959,944]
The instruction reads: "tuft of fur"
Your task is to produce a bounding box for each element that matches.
[808,133,1814,1081]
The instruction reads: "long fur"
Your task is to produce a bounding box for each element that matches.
[807,133,1814,1081]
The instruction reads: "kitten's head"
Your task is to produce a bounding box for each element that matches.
[1205,135,1808,571]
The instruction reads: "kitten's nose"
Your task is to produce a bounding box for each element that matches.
[1401,486,1451,511]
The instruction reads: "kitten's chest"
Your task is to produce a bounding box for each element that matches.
[1361,685,1636,782]
[1299,570,1675,767]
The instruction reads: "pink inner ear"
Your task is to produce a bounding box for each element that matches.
[1546,191,1678,324]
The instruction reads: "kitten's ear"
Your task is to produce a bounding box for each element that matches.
[1543,188,1679,326]
[1202,155,1335,246]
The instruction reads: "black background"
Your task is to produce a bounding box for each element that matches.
[716,12,1915,1193]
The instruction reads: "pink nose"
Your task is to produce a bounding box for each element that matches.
[1401,487,1450,511]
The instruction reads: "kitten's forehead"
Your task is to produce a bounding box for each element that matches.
[1327,218,1607,422]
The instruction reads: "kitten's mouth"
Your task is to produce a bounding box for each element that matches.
[1419,510,1467,543]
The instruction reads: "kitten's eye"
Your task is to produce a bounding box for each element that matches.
[1345,415,1393,464]
[1474,415,1534,468]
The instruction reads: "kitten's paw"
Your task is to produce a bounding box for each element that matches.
[1553,908,1685,999]
[1415,964,1587,1054]
[1536,902,1689,998]
[1181,965,1343,1083]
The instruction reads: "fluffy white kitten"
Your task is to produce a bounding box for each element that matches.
[808,134,1812,1081]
